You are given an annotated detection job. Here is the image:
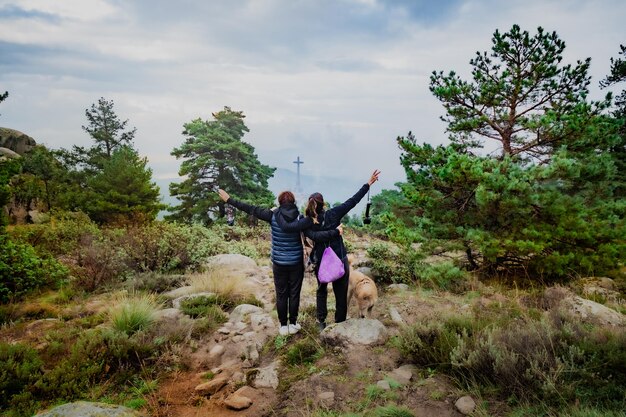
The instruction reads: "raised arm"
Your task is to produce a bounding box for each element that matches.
[328,170,380,220]
[218,189,273,222]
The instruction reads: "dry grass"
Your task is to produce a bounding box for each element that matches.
[186,267,255,299]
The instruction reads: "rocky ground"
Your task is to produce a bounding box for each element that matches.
[22,244,626,417]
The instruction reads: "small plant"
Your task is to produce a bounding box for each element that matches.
[284,338,323,366]
[372,405,414,417]
[108,292,161,335]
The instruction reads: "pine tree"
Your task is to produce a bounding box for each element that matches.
[397,26,625,279]
[168,107,275,225]
[85,146,164,224]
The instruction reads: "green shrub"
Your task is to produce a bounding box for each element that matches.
[180,296,228,324]
[0,343,43,414]
[0,235,69,303]
[71,230,130,291]
[367,242,423,285]
[124,272,186,293]
[108,293,161,335]
[417,261,467,291]
[119,222,217,273]
[8,211,100,257]
[284,338,323,366]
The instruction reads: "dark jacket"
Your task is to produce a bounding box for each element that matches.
[226,198,339,266]
[277,184,370,263]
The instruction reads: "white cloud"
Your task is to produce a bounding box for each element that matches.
[1,0,624,195]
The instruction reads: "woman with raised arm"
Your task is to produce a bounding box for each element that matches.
[277,170,380,330]
[217,189,341,336]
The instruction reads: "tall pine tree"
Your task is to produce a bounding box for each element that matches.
[168,107,275,225]
[397,26,624,279]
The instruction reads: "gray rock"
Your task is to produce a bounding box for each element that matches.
[250,313,275,331]
[318,391,335,406]
[388,283,410,292]
[376,380,391,390]
[253,361,279,389]
[195,376,229,396]
[225,393,253,410]
[172,292,215,310]
[36,401,140,417]
[154,308,184,321]
[244,344,260,364]
[387,367,413,385]
[562,296,625,327]
[356,267,374,278]
[389,307,405,324]
[0,128,37,155]
[455,395,476,415]
[0,147,20,159]
[320,319,388,346]
[209,344,225,359]
[162,285,193,300]
[205,254,258,272]
[230,304,264,324]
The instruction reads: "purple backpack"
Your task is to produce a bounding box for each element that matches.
[318,246,344,283]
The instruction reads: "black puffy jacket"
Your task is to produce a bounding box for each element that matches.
[226,198,339,266]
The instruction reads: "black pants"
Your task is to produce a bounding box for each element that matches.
[273,262,304,326]
[316,257,350,324]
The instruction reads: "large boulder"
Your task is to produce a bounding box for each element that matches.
[0,127,36,155]
[544,287,625,327]
[36,401,140,417]
[205,254,258,273]
[320,319,388,346]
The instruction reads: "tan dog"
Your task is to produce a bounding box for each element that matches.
[347,255,378,318]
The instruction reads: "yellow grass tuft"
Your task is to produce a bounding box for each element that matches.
[186,267,255,299]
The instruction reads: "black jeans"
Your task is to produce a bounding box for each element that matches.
[273,262,304,326]
[315,256,350,324]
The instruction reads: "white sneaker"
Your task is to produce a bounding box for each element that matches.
[279,325,289,336]
[288,323,301,335]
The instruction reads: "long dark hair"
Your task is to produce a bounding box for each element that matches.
[306,192,324,224]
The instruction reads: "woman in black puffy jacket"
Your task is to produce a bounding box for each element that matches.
[218,189,340,336]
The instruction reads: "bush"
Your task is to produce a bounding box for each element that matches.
[417,261,467,291]
[107,293,161,335]
[0,343,43,414]
[284,338,323,366]
[8,211,100,257]
[0,235,68,303]
[397,308,626,411]
[119,222,217,273]
[367,242,423,285]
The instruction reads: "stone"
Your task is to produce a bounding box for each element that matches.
[0,128,37,155]
[320,319,388,346]
[244,344,260,364]
[387,367,412,385]
[209,344,225,359]
[230,304,264,324]
[224,393,253,410]
[356,267,374,278]
[35,401,140,416]
[250,313,274,331]
[162,286,194,300]
[376,380,391,390]
[455,395,476,415]
[389,307,404,324]
[318,391,335,406]
[218,327,231,334]
[195,376,229,396]
[253,361,279,389]
[172,292,216,310]
[387,283,410,292]
[205,254,258,272]
[562,296,625,327]
[154,308,183,321]
[0,147,20,159]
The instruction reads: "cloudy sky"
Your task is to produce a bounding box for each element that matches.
[0,0,624,195]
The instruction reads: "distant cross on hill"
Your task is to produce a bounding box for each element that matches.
[293,156,304,193]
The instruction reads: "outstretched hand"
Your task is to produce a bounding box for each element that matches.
[218,189,230,202]
[367,169,381,186]
[337,224,344,236]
